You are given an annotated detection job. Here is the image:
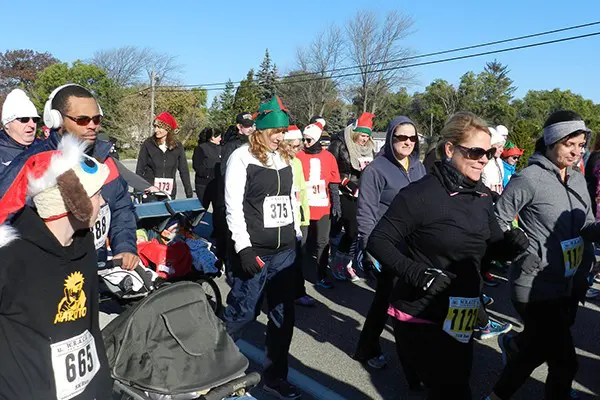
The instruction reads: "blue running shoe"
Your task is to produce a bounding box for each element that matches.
[476,319,512,340]
[316,278,334,289]
[482,293,494,307]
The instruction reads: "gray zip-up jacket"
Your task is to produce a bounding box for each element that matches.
[495,153,600,303]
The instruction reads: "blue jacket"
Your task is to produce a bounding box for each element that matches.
[502,160,516,187]
[0,130,137,259]
[356,116,426,249]
[0,129,40,175]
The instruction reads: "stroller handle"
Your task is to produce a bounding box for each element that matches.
[200,372,261,400]
[105,259,154,292]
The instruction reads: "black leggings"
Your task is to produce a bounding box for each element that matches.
[338,196,358,258]
[493,298,578,400]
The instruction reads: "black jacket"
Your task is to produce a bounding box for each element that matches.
[0,129,40,175]
[214,133,249,208]
[367,162,506,324]
[328,130,374,197]
[192,141,222,187]
[136,138,193,198]
[0,207,112,399]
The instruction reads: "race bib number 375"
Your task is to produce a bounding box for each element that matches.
[263,195,293,228]
[443,296,480,344]
[51,330,100,400]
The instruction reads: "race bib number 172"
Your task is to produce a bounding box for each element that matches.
[51,330,100,400]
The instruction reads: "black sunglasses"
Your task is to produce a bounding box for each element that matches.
[302,138,313,143]
[393,134,418,143]
[15,117,41,124]
[65,114,103,126]
[456,144,496,160]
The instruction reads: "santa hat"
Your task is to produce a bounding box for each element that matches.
[154,112,178,133]
[254,96,290,130]
[284,125,302,140]
[502,141,524,158]
[1,89,40,126]
[355,112,375,136]
[0,135,109,246]
[303,118,326,143]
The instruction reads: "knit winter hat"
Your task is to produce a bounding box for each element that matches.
[154,112,178,133]
[1,89,40,126]
[501,141,524,158]
[496,125,509,139]
[254,96,290,130]
[303,118,326,143]
[355,112,375,136]
[0,135,109,245]
[284,125,302,140]
[490,126,505,146]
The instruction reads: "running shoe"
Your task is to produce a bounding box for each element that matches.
[476,319,512,340]
[498,332,518,365]
[346,265,360,282]
[316,278,334,289]
[482,293,495,307]
[482,271,499,287]
[586,288,600,299]
[295,295,317,307]
[263,380,302,399]
[594,273,600,284]
[367,354,387,369]
[330,263,347,281]
[569,388,581,399]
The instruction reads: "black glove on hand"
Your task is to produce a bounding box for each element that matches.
[520,254,543,275]
[239,248,263,276]
[329,183,342,220]
[504,227,529,256]
[419,268,456,296]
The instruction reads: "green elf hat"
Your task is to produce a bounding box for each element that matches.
[355,112,375,136]
[254,96,290,130]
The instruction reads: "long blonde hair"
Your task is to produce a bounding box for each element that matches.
[249,127,290,166]
[436,112,490,159]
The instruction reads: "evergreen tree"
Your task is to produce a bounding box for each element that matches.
[208,79,235,130]
[256,49,277,101]
[234,69,261,116]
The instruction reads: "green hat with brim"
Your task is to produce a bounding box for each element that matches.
[254,96,290,130]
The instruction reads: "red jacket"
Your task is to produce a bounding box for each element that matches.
[296,149,341,220]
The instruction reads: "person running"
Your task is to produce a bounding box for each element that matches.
[296,118,342,290]
[0,89,41,174]
[486,110,599,400]
[367,112,528,399]
[328,113,377,281]
[192,127,222,209]
[223,96,302,399]
[353,116,426,377]
[501,141,524,187]
[0,135,112,399]
[282,125,315,307]
[136,112,193,200]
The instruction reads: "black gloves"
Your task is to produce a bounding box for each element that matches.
[417,268,456,296]
[504,227,530,256]
[239,247,264,276]
[519,254,544,275]
[341,177,359,197]
[329,183,342,220]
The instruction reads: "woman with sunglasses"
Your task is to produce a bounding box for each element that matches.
[0,89,41,174]
[328,112,377,281]
[486,110,600,400]
[501,142,524,187]
[353,116,426,376]
[296,118,342,290]
[367,112,528,399]
[136,112,193,200]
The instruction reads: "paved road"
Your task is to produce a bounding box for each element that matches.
[123,159,600,400]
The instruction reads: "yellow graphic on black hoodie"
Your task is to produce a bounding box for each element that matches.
[54,272,87,324]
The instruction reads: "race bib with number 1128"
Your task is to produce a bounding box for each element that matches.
[442,296,480,343]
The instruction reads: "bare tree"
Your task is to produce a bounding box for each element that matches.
[91,46,182,86]
[346,10,415,113]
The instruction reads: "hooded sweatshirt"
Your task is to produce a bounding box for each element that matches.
[0,207,112,399]
[356,116,426,249]
[495,153,600,303]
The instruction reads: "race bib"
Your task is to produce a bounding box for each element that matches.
[51,330,100,400]
[357,157,373,171]
[263,195,293,228]
[561,236,584,277]
[307,180,328,207]
[92,204,111,250]
[154,177,174,195]
[443,297,480,343]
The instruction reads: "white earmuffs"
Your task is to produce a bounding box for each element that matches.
[43,84,104,130]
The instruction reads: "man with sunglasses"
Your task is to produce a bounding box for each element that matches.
[0,89,41,174]
[0,84,138,271]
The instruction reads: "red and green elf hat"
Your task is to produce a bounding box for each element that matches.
[254,96,290,130]
[355,112,375,136]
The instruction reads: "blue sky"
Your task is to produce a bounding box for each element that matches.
[4,0,600,103]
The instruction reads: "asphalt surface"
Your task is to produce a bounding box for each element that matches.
[122,159,600,400]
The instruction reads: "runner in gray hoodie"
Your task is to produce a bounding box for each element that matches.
[488,110,600,400]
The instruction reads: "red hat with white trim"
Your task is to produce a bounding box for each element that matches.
[284,125,302,140]
[303,118,326,143]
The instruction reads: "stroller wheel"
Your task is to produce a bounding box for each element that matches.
[196,277,223,316]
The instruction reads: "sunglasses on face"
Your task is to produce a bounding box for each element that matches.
[64,114,103,126]
[393,134,417,143]
[15,117,41,124]
[456,144,496,160]
[302,138,313,144]
[510,156,520,161]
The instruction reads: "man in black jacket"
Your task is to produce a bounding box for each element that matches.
[192,127,222,208]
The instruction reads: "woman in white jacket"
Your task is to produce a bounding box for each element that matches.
[481,127,506,195]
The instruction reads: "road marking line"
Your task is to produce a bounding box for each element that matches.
[237,340,348,400]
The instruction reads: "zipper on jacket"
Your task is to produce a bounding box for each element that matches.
[275,152,281,250]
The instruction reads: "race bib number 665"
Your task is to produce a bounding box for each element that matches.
[51,330,100,400]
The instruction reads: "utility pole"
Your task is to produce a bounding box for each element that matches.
[149,64,156,134]
[430,113,433,137]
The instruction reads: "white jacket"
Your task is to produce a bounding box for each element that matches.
[482,157,505,194]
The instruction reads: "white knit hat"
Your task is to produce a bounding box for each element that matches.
[1,89,40,126]
[284,125,302,140]
[489,126,505,146]
[495,125,509,139]
[303,118,326,143]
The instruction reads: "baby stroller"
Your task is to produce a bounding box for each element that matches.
[103,281,260,400]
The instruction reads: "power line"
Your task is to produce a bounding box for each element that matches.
[152,20,600,90]
[150,30,600,93]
